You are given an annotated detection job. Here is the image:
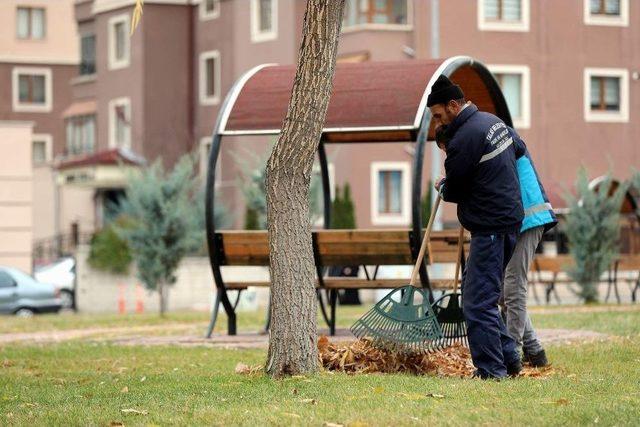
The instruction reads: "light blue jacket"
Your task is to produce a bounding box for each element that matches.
[511,128,557,233]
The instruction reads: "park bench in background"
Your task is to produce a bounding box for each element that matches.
[206,228,469,336]
[531,254,640,304]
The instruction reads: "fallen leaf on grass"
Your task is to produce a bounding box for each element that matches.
[2,360,14,368]
[120,386,129,393]
[120,409,148,415]
[234,363,262,375]
[426,393,445,399]
[373,387,384,393]
[291,388,298,395]
[555,398,570,406]
[109,422,124,426]
[139,376,146,382]
[323,423,343,427]
[300,398,317,405]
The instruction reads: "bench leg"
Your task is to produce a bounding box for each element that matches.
[633,278,639,303]
[329,289,338,336]
[614,280,621,304]
[545,284,553,304]
[316,289,332,330]
[551,284,562,304]
[205,291,221,338]
[529,281,541,305]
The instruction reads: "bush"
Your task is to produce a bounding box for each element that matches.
[88,222,132,274]
[563,169,627,303]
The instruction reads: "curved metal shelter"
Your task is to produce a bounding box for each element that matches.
[205,56,513,321]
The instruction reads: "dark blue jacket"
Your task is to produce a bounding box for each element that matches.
[442,104,523,234]
[510,128,557,233]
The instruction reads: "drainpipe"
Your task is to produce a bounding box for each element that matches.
[430,0,443,231]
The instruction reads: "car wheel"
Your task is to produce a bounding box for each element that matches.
[14,308,35,317]
[60,290,75,310]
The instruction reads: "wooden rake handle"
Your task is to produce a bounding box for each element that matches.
[409,192,442,287]
[453,225,465,293]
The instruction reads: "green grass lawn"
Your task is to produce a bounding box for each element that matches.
[1,306,639,426]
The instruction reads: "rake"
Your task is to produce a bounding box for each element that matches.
[431,225,468,347]
[350,194,444,353]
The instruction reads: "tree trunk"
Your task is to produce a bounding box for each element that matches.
[265,0,345,377]
[158,281,167,317]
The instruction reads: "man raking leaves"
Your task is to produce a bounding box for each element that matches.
[429,75,523,379]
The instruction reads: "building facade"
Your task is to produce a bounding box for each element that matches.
[2,0,638,272]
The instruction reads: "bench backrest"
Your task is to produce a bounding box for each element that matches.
[215,229,470,267]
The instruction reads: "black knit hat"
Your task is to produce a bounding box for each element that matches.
[427,75,464,107]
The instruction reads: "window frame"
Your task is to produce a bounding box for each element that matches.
[108,14,130,71]
[584,0,628,26]
[199,0,220,20]
[108,97,132,149]
[477,0,530,32]
[342,0,414,32]
[16,6,46,40]
[79,33,97,76]
[250,0,278,43]
[32,133,53,165]
[584,68,629,122]
[11,66,52,113]
[488,64,531,129]
[66,115,96,156]
[199,50,221,106]
[370,161,411,226]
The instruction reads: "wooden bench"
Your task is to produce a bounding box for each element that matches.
[606,255,640,303]
[206,228,470,336]
[531,254,640,304]
[530,255,575,304]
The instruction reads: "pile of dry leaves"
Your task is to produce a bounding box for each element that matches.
[318,336,473,377]
[317,336,553,378]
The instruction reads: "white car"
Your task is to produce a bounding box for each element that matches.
[34,257,75,310]
[0,267,62,316]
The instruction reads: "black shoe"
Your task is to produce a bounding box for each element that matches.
[524,349,549,368]
[506,359,522,377]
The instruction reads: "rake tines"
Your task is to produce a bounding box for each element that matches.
[432,291,468,347]
[351,286,444,354]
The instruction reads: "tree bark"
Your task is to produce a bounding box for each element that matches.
[158,281,167,317]
[265,0,345,377]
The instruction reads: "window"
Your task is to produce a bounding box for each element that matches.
[16,7,46,40]
[371,162,410,225]
[66,116,96,156]
[200,0,220,20]
[80,34,96,75]
[108,14,130,70]
[584,0,628,26]
[478,0,529,32]
[250,0,277,42]
[0,270,16,288]
[489,65,531,129]
[199,51,221,105]
[32,134,52,165]
[109,98,131,149]
[584,68,629,122]
[343,0,410,29]
[11,67,52,113]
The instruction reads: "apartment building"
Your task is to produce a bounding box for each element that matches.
[0,0,78,270]
[4,0,637,265]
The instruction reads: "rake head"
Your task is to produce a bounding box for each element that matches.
[431,291,468,347]
[351,286,444,354]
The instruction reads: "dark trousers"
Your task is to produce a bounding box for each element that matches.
[462,232,519,378]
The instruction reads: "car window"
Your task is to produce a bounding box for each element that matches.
[0,270,16,288]
[6,268,39,287]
